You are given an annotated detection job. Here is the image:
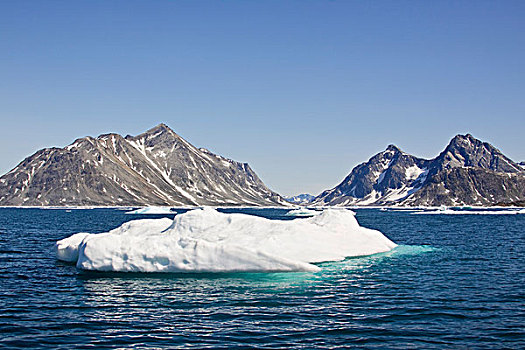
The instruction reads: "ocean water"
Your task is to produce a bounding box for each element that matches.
[0,208,523,349]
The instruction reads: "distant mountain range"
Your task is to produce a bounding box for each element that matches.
[0,124,287,207]
[284,194,315,205]
[1,129,523,207]
[312,134,525,207]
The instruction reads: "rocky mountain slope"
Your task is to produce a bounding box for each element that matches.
[0,124,287,207]
[312,134,525,207]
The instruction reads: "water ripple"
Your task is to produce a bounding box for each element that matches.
[0,208,523,349]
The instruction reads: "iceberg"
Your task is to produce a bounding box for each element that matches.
[125,207,175,215]
[56,208,397,273]
[285,208,321,217]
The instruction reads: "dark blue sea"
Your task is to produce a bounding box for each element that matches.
[0,207,523,349]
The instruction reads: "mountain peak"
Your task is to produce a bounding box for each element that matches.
[445,134,487,154]
[434,133,524,173]
[147,123,174,134]
[385,144,401,153]
[455,133,474,139]
[450,133,478,145]
[125,123,178,141]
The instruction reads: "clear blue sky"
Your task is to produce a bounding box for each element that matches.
[1,1,524,196]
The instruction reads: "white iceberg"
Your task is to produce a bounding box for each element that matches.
[125,207,175,215]
[56,208,397,273]
[285,208,321,217]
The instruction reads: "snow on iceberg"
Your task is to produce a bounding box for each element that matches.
[285,208,321,217]
[56,208,397,273]
[125,207,175,215]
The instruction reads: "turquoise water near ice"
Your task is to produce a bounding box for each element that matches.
[0,208,523,348]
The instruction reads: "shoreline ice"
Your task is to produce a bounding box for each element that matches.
[413,208,525,215]
[56,208,397,273]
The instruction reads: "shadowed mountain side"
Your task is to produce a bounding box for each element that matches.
[312,134,525,207]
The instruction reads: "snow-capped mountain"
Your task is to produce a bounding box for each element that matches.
[284,194,315,205]
[0,124,288,207]
[312,134,525,207]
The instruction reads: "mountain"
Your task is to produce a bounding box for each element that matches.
[312,134,525,207]
[284,194,315,205]
[0,124,287,207]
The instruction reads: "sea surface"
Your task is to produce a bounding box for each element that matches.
[0,207,523,349]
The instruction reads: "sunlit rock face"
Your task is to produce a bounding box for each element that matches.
[0,124,287,207]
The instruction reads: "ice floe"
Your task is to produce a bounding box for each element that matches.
[125,207,175,215]
[56,208,396,273]
[285,208,320,217]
